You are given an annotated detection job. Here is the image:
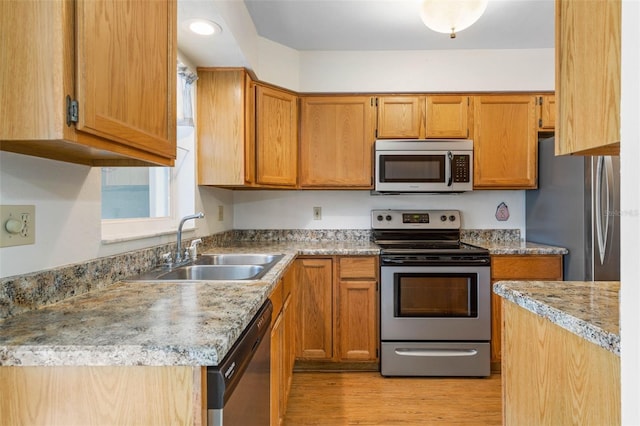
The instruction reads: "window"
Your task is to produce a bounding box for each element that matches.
[101,64,197,242]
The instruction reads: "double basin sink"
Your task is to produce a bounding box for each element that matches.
[127,253,284,282]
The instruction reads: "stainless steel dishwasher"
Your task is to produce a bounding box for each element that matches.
[207,299,272,426]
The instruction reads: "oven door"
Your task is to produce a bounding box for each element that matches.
[380,265,491,341]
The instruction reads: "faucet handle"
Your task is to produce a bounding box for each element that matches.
[189,239,202,260]
[162,252,173,268]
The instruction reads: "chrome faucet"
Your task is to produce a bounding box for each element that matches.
[175,212,204,265]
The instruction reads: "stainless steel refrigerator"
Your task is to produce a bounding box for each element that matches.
[525,137,620,281]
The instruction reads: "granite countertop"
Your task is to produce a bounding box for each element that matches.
[494,280,620,355]
[0,236,567,368]
[463,238,569,255]
[0,241,379,367]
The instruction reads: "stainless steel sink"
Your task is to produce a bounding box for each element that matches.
[195,253,283,266]
[125,253,284,282]
[155,265,265,281]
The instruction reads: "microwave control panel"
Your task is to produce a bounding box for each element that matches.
[452,155,470,183]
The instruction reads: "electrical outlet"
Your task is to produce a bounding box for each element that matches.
[0,205,35,247]
[313,206,322,220]
[218,205,224,221]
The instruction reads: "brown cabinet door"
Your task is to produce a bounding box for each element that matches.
[255,85,298,186]
[376,96,424,139]
[300,96,376,188]
[537,94,556,130]
[295,258,334,360]
[197,69,249,186]
[337,279,378,361]
[555,0,620,155]
[76,0,176,160]
[270,310,283,426]
[426,95,470,138]
[337,256,379,362]
[490,255,564,368]
[473,95,538,189]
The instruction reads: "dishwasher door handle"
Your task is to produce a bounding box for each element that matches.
[394,348,478,357]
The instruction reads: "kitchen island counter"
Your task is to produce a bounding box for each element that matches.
[496,280,621,424]
[494,280,620,355]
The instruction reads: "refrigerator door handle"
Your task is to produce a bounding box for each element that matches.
[595,156,614,265]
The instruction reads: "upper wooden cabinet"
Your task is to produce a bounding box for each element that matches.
[555,0,620,155]
[300,96,376,188]
[536,94,555,131]
[197,69,250,186]
[255,85,298,187]
[376,96,424,139]
[473,95,538,189]
[425,95,471,139]
[375,95,470,139]
[0,0,177,166]
[197,68,298,188]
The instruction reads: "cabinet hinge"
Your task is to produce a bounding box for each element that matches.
[467,97,470,106]
[538,118,543,128]
[66,95,79,126]
[375,98,378,107]
[539,96,543,105]
[375,128,378,138]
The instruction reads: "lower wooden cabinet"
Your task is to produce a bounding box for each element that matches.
[270,264,296,426]
[295,256,379,369]
[490,254,563,371]
[502,301,620,424]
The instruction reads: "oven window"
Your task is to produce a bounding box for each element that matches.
[379,155,445,182]
[394,273,478,317]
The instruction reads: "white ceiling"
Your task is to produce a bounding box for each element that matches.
[178,0,555,68]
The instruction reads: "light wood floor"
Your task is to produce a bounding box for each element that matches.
[283,371,502,425]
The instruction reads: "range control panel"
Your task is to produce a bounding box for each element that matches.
[371,209,461,230]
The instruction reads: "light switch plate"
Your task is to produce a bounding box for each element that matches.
[0,205,35,247]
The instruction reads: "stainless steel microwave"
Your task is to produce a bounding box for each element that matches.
[374,139,473,193]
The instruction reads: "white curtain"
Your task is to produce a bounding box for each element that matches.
[177,64,197,127]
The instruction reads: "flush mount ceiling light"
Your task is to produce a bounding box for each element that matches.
[185,19,222,36]
[420,0,488,39]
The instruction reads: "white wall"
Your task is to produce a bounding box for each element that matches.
[233,190,524,231]
[298,48,554,93]
[0,150,234,279]
[620,0,640,423]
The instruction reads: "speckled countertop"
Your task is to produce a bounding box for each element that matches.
[0,242,379,367]
[1,236,568,367]
[494,280,620,355]
[470,240,568,255]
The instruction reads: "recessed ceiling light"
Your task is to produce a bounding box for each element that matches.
[185,19,222,36]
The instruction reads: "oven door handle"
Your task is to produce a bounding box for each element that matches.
[446,151,453,187]
[395,348,478,357]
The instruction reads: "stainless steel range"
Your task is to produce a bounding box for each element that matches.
[372,209,491,377]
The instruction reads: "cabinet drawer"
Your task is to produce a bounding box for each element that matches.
[339,257,378,279]
[491,255,563,280]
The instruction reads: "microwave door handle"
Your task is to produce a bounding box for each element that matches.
[446,151,453,187]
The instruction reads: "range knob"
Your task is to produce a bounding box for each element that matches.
[449,215,456,222]
[440,215,447,222]
[385,215,392,221]
[377,215,384,221]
